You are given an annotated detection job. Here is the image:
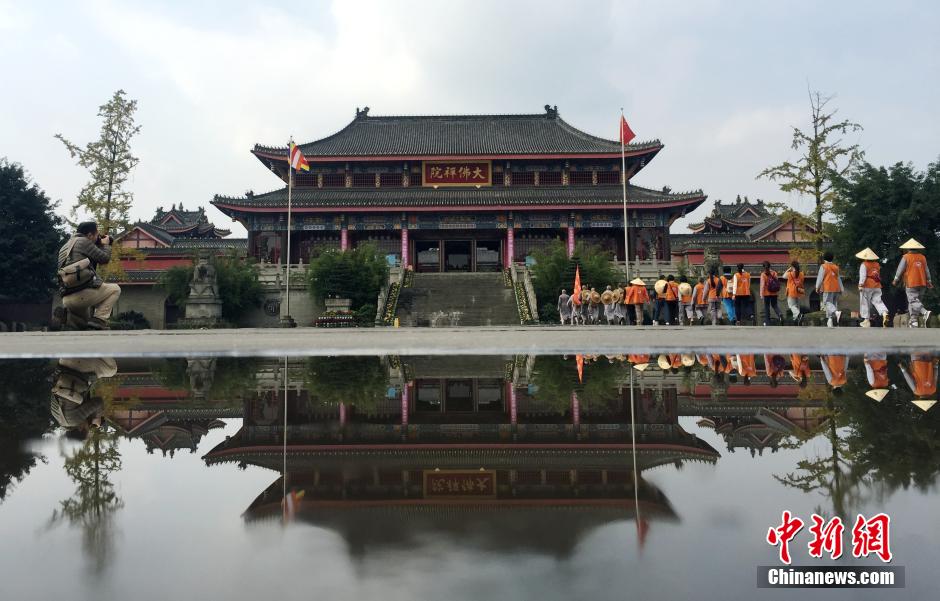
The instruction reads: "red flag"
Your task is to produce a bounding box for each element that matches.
[572,266,582,306]
[636,517,650,550]
[619,115,636,145]
[576,354,584,383]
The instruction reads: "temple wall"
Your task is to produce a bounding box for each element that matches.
[113,286,168,329]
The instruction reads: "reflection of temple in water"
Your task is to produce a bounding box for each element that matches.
[199,355,723,555]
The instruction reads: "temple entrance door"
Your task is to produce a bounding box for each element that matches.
[415,240,441,272]
[474,240,501,272]
[444,240,471,272]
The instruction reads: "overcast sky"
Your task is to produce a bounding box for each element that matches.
[3,0,938,237]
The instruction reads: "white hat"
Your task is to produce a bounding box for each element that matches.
[912,399,937,412]
[654,280,667,295]
[678,282,693,297]
[657,354,672,370]
[855,248,879,261]
[900,238,925,250]
[865,389,889,402]
[630,278,646,286]
[632,362,649,372]
[680,354,696,367]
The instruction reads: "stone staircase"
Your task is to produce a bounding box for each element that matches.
[396,272,519,327]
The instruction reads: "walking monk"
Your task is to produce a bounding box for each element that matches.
[783,261,805,325]
[702,269,723,325]
[815,251,844,328]
[892,238,932,328]
[899,354,938,411]
[855,247,890,328]
[628,278,649,327]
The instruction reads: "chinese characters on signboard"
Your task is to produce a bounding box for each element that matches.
[423,470,497,499]
[422,161,492,186]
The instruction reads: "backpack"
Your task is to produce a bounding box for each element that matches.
[766,272,780,293]
[57,238,96,293]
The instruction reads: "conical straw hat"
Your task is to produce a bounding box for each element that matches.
[678,282,693,297]
[630,278,646,286]
[865,389,889,402]
[900,238,925,250]
[657,354,672,370]
[601,290,614,304]
[633,362,649,372]
[654,280,667,295]
[611,288,624,303]
[855,248,879,261]
[680,354,696,367]
[912,399,937,412]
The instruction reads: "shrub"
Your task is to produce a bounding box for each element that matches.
[529,240,618,322]
[306,243,389,312]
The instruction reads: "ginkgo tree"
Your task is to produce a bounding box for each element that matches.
[758,90,864,254]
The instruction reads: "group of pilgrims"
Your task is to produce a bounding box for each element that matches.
[557,238,933,328]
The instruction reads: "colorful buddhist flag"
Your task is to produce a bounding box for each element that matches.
[289,142,310,172]
[619,115,636,145]
[572,265,583,306]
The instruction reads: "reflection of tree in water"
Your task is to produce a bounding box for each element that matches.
[775,361,940,517]
[305,356,389,414]
[50,428,124,573]
[0,360,54,502]
[528,356,626,412]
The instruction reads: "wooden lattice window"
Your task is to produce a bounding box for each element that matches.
[512,172,535,186]
[293,173,317,187]
[539,171,562,186]
[351,173,375,187]
[569,171,594,185]
[322,173,345,187]
[379,173,402,187]
[596,171,621,185]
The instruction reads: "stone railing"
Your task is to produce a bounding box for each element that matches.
[376,266,404,325]
[510,262,539,324]
[257,261,308,290]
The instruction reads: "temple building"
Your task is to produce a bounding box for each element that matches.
[113,206,246,328]
[211,106,707,272]
[670,196,818,269]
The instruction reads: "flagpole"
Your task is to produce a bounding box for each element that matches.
[630,366,641,542]
[281,138,296,328]
[621,108,630,282]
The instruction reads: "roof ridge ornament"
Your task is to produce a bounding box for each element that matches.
[544,104,558,118]
[355,106,370,119]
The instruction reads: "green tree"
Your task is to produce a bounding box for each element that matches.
[758,90,864,253]
[56,90,141,233]
[306,243,389,312]
[0,359,54,502]
[529,240,617,322]
[50,428,124,573]
[832,160,940,299]
[528,355,625,411]
[0,160,66,302]
[157,254,264,323]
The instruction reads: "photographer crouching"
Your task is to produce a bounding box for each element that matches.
[56,221,121,330]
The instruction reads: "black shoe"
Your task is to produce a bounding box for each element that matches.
[86,317,110,330]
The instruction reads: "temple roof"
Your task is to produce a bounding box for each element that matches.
[688,196,773,232]
[253,106,663,159]
[152,204,228,235]
[213,183,706,211]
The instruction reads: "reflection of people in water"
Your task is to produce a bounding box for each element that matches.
[899,354,938,399]
[763,354,787,388]
[789,354,811,388]
[50,358,117,437]
[864,353,890,389]
[819,355,849,395]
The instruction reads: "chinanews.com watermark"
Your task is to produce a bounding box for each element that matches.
[759,511,905,589]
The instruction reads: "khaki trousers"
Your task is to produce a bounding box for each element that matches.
[63,283,122,320]
[906,287,926,322]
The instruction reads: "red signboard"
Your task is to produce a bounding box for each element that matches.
[422,161,492,186]
[423,470,497,499]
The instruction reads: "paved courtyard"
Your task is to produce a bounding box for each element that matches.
[2,326,939,358]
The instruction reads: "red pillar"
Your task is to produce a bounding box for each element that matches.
[401,382,409,426]
[571,390,580,426]
[567,225,575,258]
[340,226,348,251]
[508,382,517,426]
[339,402,347,426]
[401,227,409,268]
[505,227,515,268]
